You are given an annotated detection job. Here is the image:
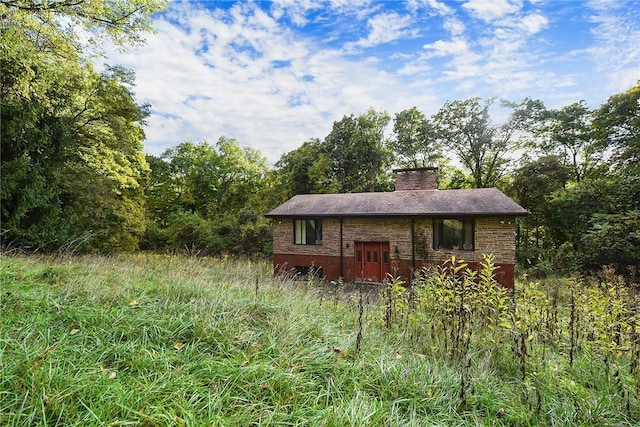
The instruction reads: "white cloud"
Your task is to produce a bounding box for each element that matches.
[344,12,417,49]
[462,0,523,22]
[413,0,556,99]
[270,0,319,26]
[424,0,453,15]
[518,13,548,35]
[585,0,640,94]
[102,2,444,162]
[443,17,466,36]
[423,37,474,58]
[96,1,639,163]
[492,11,548,36]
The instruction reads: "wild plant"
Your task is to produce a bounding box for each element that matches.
[3,254,640,425]
[326,277,344,307]
[569,286,577,367]
[382,276,408,329]
[394,256,511,407]
[508,281,549,380]
[539,279,561,360]
[630,299,640,405]
[355,281,365,354]
[578,282,627,375]
[474,255,511,336]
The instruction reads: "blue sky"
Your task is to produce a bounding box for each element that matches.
[103,0,640,163]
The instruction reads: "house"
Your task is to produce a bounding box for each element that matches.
[265,167,528,288]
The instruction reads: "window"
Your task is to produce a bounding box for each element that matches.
[293,266,323,277]
[433,218,474,250]
[294,219,322,245]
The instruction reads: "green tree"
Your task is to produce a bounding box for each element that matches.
[522,85,640,274]
[324,108,392,192]
[581,211,640,272]
[144,138,271,255]
[144,154,179,224]
[213,136,268,221]
[538,101,606,182]
[1,0,165,251]
[160,138,268,221]
[1,33,73,247]
[1,46,150,250]
[433,97,542,188]
[544,176,640,274]
[62,66,149,251]
[508,156,572,267]
[391,106,443,168]
[583,82,640,274]
[273,139,337,199]
[509,155,571,219]
[593,81,640,174]
[0,0,166,55]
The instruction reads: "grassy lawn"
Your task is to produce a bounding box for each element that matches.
[1,254,638,426]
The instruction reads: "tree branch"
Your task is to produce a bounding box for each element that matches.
[1,0,85,12]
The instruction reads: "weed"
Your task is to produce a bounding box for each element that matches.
[1,254,639,425]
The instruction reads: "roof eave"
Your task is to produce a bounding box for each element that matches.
[265,211,529,219]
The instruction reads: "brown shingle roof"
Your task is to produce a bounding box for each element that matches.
[265,188,528,218]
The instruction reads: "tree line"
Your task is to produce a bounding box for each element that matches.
[1,0,638,276]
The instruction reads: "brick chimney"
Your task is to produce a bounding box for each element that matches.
[393,167,438,191]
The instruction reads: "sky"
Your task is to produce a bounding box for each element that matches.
[102,0,640,164]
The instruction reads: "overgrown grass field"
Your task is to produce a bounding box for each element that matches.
[1,254,639,426]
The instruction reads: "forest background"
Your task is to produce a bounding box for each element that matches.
[2,0,639,279]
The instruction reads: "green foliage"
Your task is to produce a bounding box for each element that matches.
[143,211,272,257]
[581,211,640,272]
[323,108,393,193]
[432,97,539,188]
[0,0,167,54]
[544,177,640,273]
[371,255,640,417]
[537,101,607,182]
[382,276,408,329]
[272,108,393,197]
[1,34,149,251]
[164,212,219,254]
[509,155,570,215]
[1,30,76,248]
[141,138,271,255]
[408,256,510,357]
[576,278,633,371]
[4,255,638,425]
[509,156,571,268]
[155,138,268,221]
[507,84,640,275]
[272,138,338,199]
[1,0,165,252]
[391,106,443,168]
[593,81,640,174]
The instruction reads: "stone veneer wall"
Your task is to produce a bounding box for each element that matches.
[271,216,518,287]
[416,217,517,264]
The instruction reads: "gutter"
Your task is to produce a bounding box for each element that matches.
[265,212,529,219]
[411,217,416,275]
[339,217,344,279]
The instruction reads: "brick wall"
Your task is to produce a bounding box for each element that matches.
[271,216,518,287]
[394,168,438,191]
[342,217,415,257]
[474,217,517,263]
[415,217,517,264]
[273,253,342,280]
[272,218,341,256]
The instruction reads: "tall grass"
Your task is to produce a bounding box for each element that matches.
[1,254,638,426]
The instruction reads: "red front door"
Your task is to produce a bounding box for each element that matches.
[355,242,390,282]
